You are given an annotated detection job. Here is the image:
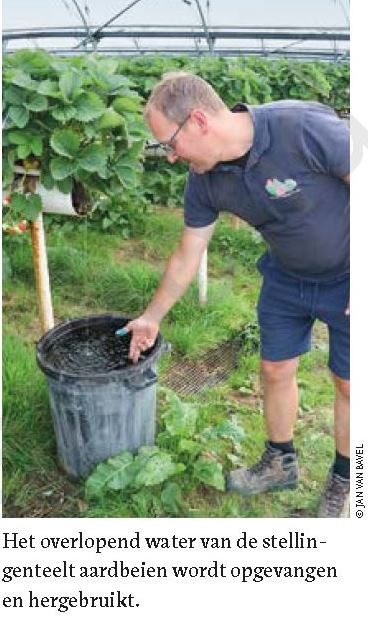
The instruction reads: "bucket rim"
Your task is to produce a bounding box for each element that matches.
[36,313,166,382]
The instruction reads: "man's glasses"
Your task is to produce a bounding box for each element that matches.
[146,114,191,154]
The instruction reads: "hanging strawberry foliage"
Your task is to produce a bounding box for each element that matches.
[2,49,148,226]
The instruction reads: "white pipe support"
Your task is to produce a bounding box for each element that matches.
[198,249,208,306]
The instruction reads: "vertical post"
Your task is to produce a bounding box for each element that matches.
[30,212,54,333]
[198,249,208,305]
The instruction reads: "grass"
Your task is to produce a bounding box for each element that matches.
[2,208,335,518]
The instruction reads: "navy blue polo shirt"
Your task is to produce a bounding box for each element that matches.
[184,100,350,281]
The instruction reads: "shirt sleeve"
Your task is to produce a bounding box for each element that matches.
[184,171,219,228]
[300,107,350,178]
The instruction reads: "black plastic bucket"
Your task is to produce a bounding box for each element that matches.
[36,314,169,479]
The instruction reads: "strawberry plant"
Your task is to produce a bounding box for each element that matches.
[2,49,147,229]
[142,156,188,207]
[117,54,349,111]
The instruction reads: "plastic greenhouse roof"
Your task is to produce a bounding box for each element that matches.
[2,0,350,57]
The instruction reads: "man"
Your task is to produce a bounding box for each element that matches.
[124,72,350,517]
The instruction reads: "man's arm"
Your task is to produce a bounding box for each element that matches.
[125,223,216,362]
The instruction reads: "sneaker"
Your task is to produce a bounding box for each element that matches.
[226,443,299,496]
[317,469,350,518]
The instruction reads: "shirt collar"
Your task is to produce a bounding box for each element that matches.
[245,104,270,169]
[227,103,270,170]
[213,103,270,172]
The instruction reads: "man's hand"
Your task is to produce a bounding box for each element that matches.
[124,315,159,363]
[123,224,216,363]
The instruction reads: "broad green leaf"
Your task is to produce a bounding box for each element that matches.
[114,164,137,187]
[104,140,115,158]
[97,109,125,130]
[85,452,135,497]
[56,177,73,194]
[51,106,76,123]
[134,450,185,487]
[74,92,106,121]
[50,59,69,72]
[59,70,83,101]
[10,48,52,73]
[8,105,29,128]
[108,211,121,222]
[193,458,225,492]
[2,133,10,148]
[210,419,245,444]
[144,76,157,92]
[30,135,43,157]
[25,93,48,112]
[102,216,113,230]
[200,427,217,444]
[4,85,27,106]
[12,193,42,222]
[113,96,141,114]
[40,172,55,191]
[17,143,32,159]
[92,72,133,94]
[2,150,16,187]
[96,58,119,75]
[131,445,160,465]
[161,389,198,438]
[95,166,110,180]
[8,130,29,145]
[50,128,80,159]
[117,120,129,145]
[38,79,62,99]
[107,460,137,491]
[84,57,115,80]
[131,488,162,517]
[7,129,42,157]
[9,71,37,91]
[83,123,98,139]
[118,140,144,163]
[24,193,43,221]
[86,57,119,77]
[7,193,27,214]
[161,482,183,516]
[7,148,17,168]
[50,157,76,180]
[79,144,108,172]
[124,117,147,138]
[177,438,202,457]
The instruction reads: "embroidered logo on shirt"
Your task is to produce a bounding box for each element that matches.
[265,178,299,198]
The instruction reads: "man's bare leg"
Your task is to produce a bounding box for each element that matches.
[261,358,299,442]
[226,357,299,495]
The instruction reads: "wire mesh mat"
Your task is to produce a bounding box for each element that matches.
[162,324,259,397]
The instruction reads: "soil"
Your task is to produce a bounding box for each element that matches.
[3,471,82,518]
[114,240,166,271]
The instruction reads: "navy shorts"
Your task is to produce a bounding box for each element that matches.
[257,253,350,380]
